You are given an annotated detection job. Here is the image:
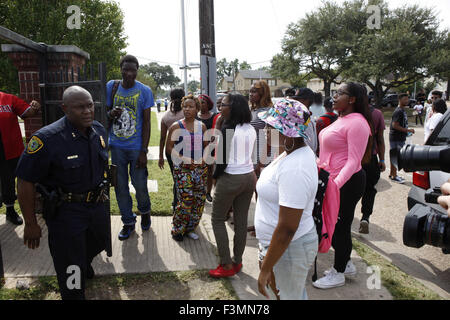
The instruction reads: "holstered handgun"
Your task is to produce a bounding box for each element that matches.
[35,184,62,220]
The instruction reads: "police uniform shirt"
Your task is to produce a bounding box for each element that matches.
[16,116,109,194]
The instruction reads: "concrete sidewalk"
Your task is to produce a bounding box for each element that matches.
[0,215,217,277]
[1,201,392,300]
[201,198,392,300]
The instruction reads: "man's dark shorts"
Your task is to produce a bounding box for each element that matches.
[390,140,405,150]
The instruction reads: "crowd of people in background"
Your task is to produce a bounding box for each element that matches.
[2,53,450,301]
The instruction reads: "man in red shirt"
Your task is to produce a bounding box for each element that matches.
[0,91,41,225]
[316,97,338,136]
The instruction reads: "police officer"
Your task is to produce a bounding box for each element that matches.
[16,86,111,300]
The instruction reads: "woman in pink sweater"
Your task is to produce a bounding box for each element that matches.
[313,82,373,289]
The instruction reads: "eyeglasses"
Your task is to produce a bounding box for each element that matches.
[335,90,351,97]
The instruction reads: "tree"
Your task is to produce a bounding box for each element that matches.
[216,58,251,88]
[188,80,200,93]
[344,2,449,106]
[279,0,369,96]
[140,62,180,91]
[270,54,308,88]
[180,80,200,94]
[0,0,128,94]
[136,70,157,94]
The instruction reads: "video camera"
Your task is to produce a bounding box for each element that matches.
[390,144,450,253]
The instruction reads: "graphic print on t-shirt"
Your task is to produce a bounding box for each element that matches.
[112,92,140,139]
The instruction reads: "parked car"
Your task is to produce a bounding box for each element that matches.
[407,108,450,215]
[381,93,416,107]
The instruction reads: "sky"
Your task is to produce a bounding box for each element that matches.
[114,0,450,83]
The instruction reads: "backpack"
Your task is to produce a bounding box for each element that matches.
[312,168,340,281]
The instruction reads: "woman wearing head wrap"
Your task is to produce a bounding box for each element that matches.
[197,94,217,203]
[255,99,318,300]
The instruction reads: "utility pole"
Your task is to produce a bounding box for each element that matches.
[181,0,188,94]
[199,0,217,110]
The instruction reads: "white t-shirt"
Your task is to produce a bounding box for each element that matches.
[224,123,257,175]
[254,147,318,247]
[413,104,424,114]
[424,112,444,143]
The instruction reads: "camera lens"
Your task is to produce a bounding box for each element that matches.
[423,212,449,250]
[397,144,450,172]
[403,204,450,250]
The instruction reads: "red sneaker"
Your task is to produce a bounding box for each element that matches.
[209,265,236,278]
[233,263,243,274]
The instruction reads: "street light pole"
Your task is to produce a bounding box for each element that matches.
[181,0,188,94]
[199,0,217,110]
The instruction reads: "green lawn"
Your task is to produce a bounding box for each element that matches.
[149,111,160,147]
[381,106,416,123]
[109,160,174,216]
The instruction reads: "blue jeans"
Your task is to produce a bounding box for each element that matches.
[111,147,151,225]
[271,227,318,300]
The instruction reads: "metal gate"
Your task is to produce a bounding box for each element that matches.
[39,62,108,127]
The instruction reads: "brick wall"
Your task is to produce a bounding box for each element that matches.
[6,51,86,142]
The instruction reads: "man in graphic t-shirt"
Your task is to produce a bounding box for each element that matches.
[389,93,414,184]
[107,55,154,240]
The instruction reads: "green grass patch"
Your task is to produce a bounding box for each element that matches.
[352,238,443,300]
[0,271,238,300]
[108,160,174,216]
[149,111,160,147]
[1,160,174,217]
[381,106,416,124]
[0,277,59,300]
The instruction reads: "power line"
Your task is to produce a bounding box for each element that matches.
[135,55,183,67]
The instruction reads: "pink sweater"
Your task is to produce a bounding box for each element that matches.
[318,113,371,189]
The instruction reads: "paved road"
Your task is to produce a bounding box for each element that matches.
[351,122,450,299]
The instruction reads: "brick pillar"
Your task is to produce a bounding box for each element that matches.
[3,45,88,142]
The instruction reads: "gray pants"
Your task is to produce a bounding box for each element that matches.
[211,171,256,265]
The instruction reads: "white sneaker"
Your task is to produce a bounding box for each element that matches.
[324,260,357,277]
[313,268,345,289]
[187,232,199,240]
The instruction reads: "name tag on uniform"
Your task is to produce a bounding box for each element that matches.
[67,155,79,160]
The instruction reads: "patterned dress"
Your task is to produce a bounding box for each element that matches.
[172,120,207,236]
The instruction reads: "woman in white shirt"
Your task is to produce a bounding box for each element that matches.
[209,94,257,278]
[424,98,447,143]
[255,99,319,300]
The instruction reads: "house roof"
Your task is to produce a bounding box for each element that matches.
[239,69,273,79]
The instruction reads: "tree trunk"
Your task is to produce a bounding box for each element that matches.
[447,77,449,101]
[374,82,384,108]
[323,80,331,97]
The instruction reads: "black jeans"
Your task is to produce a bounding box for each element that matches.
[415,114,423,125]
[332,169,366,273]
[166,152,177,208]
[0,143,19,206]
[361,155,381,222]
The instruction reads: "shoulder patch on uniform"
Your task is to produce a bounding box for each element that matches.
[26,136,44,154]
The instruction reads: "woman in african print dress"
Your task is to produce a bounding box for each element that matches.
[166,95,208,242]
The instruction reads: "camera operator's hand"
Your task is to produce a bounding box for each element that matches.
[438,179,450,217]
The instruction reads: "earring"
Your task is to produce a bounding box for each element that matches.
[285,138,295,152]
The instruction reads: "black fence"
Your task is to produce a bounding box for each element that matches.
[39,62,108,127]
